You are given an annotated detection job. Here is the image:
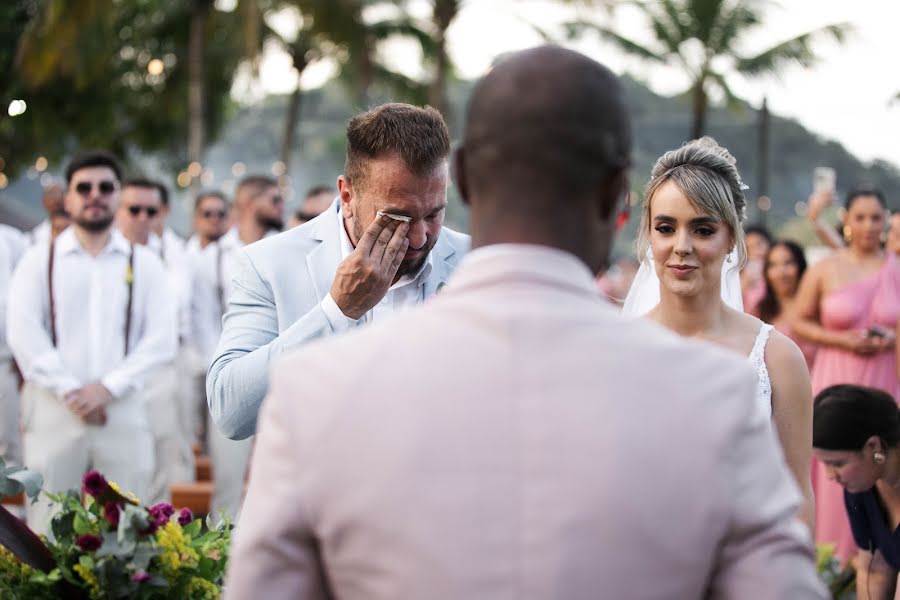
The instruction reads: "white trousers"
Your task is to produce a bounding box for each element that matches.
[0,358,21,465]
[208,416,252,522]
[142,361,195,505]
[22,382,153,536]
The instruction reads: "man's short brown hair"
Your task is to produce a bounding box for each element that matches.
[345,103,450,189]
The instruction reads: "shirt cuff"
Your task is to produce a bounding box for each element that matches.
[321,293,358,333]
[100,373,130,401]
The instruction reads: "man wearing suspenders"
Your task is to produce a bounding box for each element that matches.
[6,151,177,535]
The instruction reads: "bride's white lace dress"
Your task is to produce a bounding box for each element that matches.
[748,323,774,417]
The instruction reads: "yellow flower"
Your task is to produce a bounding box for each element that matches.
[0,545,36,581]
[185,576,220,599]
[73,563,102,599]
[108,480,140,505]
[156,520,199,578]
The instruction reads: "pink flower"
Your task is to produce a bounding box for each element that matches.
[75,534,102,552]
[131,571,151,583]
[177,507,193,526]
[82,471,109,498]
[103,502,121,528]
[149,502,175,526]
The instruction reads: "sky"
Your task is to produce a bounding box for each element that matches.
[251,0,900,171]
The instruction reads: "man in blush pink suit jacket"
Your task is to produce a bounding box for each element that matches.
[225,46,826,600]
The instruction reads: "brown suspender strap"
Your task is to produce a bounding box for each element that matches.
[47,240,135,357]
[215,242,225,316]
[124,244,135,355]
[47,240,58,346]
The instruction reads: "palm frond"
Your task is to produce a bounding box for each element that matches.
[707,70,743,112]
[736,23,851,76]
[565,20,666,62]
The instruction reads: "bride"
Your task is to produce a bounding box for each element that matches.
[623,137,814,533]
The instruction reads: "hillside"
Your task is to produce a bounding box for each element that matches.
[3,74,899,247]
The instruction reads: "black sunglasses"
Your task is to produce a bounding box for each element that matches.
[127,205,159,217]
[201,209,227,219]
[75,180,117,196]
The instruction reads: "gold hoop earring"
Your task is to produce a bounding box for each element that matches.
[843,225,852,243]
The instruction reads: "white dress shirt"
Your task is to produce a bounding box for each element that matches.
[320,205,432,332]
[189,239,230,366]
[149,229,191,341]
[6,228,177,399]
[28,220,52,246]
[0,239,11,360]
[0,224,26,270]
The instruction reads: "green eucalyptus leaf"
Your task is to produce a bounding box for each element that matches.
[7,469,44,501]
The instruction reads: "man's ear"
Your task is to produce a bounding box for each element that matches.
[336,175,354,219]
[601,169,629,221]
[454,147,470,207]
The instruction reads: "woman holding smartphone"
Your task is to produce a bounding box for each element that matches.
[794,187,900,562]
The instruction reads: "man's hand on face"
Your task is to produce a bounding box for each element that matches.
[330,214,410,320]
[64,383,112,425]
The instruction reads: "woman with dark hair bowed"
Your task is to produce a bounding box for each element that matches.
[622,137,815,533]
[813,384,900,599]
[794,188,900,561]
[752,239,817,368]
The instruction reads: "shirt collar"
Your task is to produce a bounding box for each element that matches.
[57,227,132,256]
[335,203,433,289]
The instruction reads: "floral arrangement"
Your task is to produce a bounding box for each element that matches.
[815,543,855,600]
[0,466,230,599]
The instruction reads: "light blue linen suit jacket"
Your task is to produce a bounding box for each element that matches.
[207,202,470,439]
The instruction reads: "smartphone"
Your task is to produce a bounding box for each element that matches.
[813,167,836,193]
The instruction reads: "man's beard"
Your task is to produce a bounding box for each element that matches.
[75,213,114,232]
[256,213,283,232]
[206,230,225,243]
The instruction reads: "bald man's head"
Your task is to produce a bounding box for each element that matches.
[461,46,630,203]
[456,46,632,272]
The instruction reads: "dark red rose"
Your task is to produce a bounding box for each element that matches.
[75,534,103,552]
[82,471,109,498]
[148,502,175,527]
[177,507,193,526]
[103,502,121,528]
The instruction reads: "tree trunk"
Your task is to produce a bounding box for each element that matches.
[188,0,210,170]
[690,83,708,139]
[429,0,458,123]
[280,83,303,172]
[755,96,770,225]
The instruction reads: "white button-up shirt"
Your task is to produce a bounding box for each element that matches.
[188,237,231,366]
[6,228,177,399]
[320,205,432,332]
[148,228,191,341]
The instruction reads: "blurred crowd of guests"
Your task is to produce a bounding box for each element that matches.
[0,155,334,533]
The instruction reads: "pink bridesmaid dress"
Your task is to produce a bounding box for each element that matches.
[811,253,900,562]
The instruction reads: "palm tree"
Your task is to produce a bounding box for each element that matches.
[568,0,850,138]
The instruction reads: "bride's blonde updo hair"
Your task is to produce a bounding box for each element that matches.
[636,136,748,269]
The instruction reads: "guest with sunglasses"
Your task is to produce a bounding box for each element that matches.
[117,178,164,246]
[192,175,284,521]
[288,185,335,228]
[182,191,231,471]
[6,151,177,535]
[118,178,196,504]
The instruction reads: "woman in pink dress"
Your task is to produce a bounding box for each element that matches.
[753,240,818,369]
[794,188,900,563]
